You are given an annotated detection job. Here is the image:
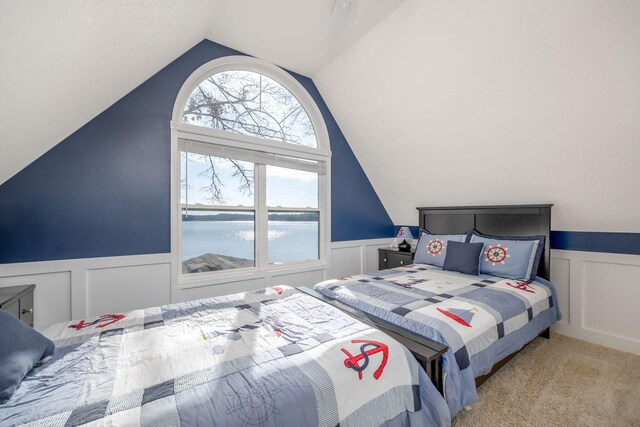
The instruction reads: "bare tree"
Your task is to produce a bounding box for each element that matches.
[182,71,315,203]
[181,154,254,205]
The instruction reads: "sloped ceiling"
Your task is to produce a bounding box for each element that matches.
[315,0,640,232]
[0,0,405,186]
[205,0,405,76]
[0,0,213,186]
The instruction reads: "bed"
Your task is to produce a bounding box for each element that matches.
[0,286,450,427]
[312,205,561,416]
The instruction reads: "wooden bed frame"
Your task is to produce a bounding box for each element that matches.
[305,204,555,393]
[417,204,553,280]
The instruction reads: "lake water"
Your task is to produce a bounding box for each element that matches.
[182,221,318,264]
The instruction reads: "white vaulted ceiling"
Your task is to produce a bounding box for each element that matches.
[0,0,405,185]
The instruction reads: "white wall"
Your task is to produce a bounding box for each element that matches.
[314,0,640,233]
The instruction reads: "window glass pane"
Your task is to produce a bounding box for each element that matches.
[182,70,317,148]
[182,209,255,273]
[268,212,319,264]
[182,153,254,206]
[266,166,318,208]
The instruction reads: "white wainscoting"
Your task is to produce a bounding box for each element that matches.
[0,238,394,328]
[2,243,637,358]
[330,238,394,278]
[0,254,172,328]
[550,250,640,356]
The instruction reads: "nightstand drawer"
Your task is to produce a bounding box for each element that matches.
[379,249,414,269]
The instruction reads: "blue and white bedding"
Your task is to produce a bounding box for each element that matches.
[314,264,561,416]
[0,286,450,427]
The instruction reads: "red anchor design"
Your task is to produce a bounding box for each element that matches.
[506,281,536,293]
[68,314,126,331]
[341,339,389,380]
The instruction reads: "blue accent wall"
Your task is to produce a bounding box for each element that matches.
[550,231,640,255]
[0,39,393,264]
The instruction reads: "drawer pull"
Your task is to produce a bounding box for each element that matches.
[22,308,33,315]
[400,261,405,265]
[383,258,387,262]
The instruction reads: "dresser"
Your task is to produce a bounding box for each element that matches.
[0,284,35,326]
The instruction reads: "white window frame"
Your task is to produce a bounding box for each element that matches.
[170,56,331,289]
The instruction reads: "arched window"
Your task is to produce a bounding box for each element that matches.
[182,70,317,148]
[172,57,330,282]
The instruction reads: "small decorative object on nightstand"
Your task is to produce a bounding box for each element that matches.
[379,248,414,269]
[397,239,412,252]
[0,284,36,326]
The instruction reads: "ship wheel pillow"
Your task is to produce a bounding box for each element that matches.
[467,230,545,281]
[414,229,467,267]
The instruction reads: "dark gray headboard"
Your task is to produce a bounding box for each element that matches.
[416,204,553,280]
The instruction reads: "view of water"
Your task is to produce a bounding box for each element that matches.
[182,221,318,265]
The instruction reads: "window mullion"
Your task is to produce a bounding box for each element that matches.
[256,163,268,270]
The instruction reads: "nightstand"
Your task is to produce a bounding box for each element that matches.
[378,248,414,269]
[0,284,35,326]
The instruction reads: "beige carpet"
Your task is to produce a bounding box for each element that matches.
[452,334,640,427]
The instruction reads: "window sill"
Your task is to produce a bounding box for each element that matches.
[177,260,327,289]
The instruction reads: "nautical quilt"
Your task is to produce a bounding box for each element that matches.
[314,264,561,415]
[0,286,450,427]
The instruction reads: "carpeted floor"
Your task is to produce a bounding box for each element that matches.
[452,334,640,427]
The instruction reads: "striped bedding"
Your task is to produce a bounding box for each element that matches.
[0,286,450,427]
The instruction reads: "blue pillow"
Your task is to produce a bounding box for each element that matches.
[469,233,540,280]
[0,310,55,403]
[442,241,484,275]
[467,230,545,280]
[414,231,467,267]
